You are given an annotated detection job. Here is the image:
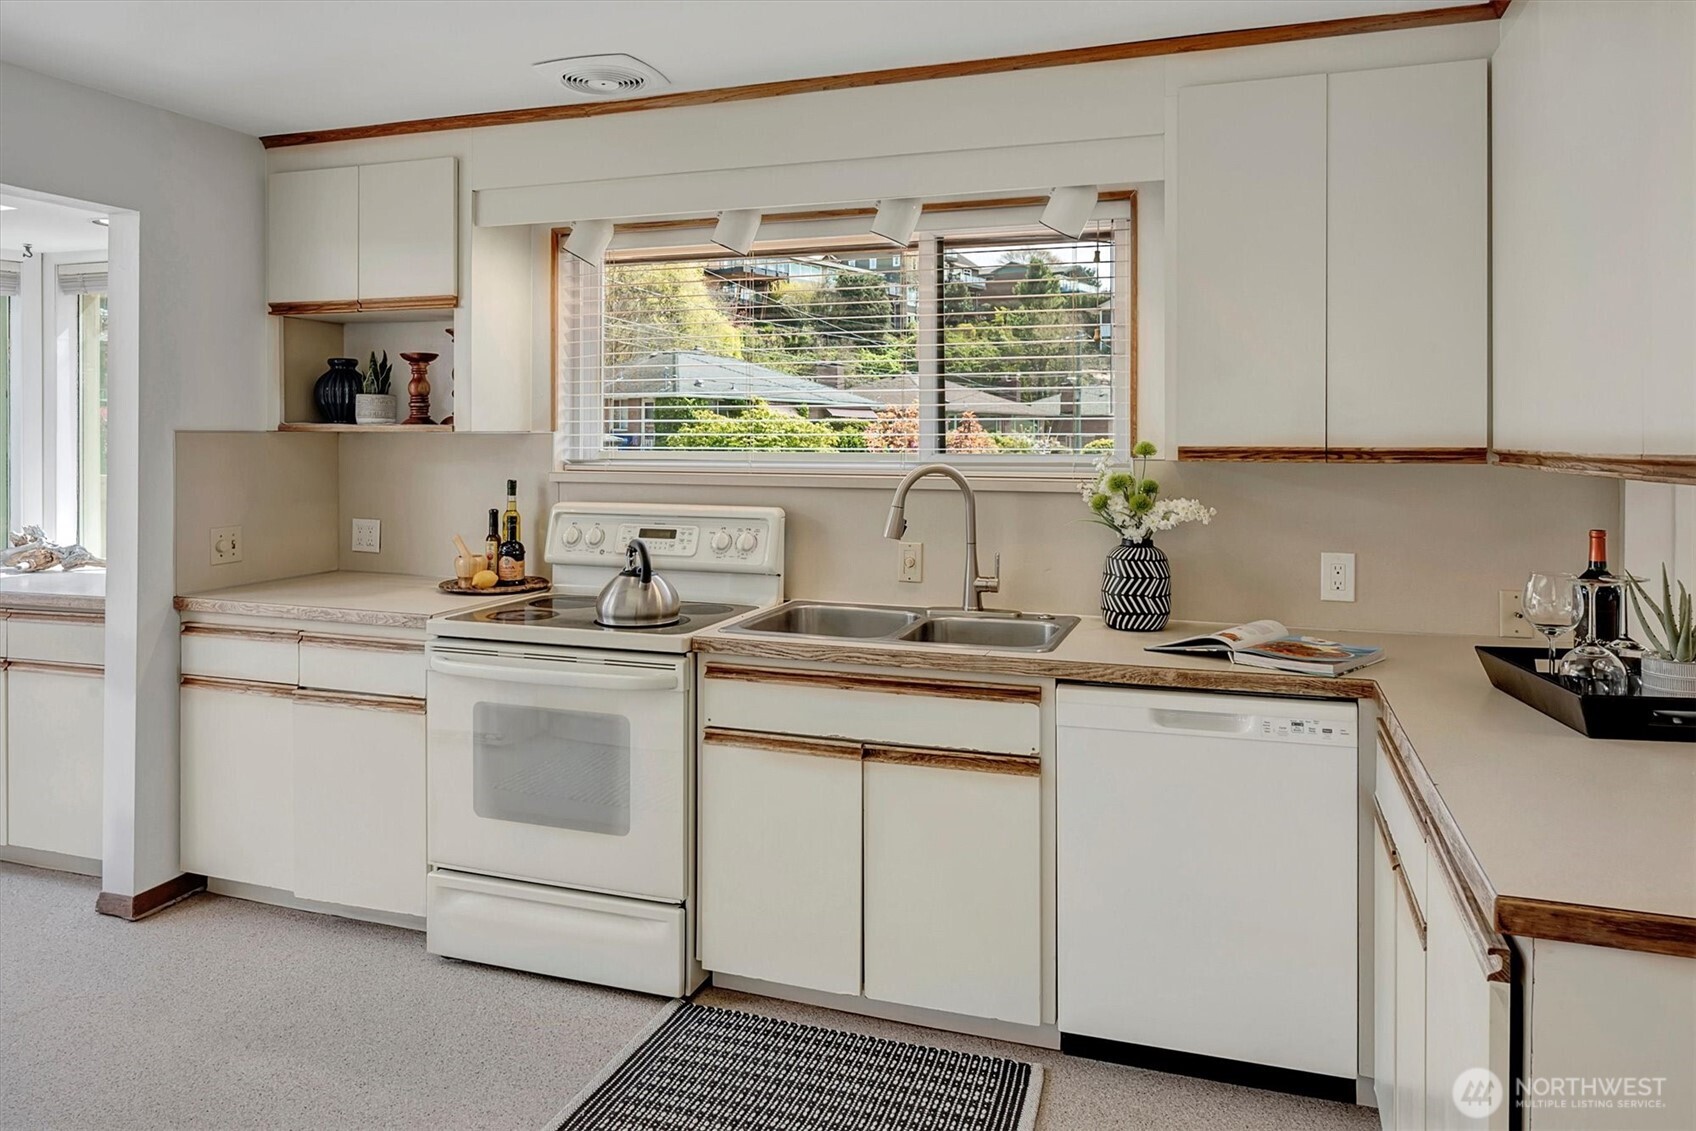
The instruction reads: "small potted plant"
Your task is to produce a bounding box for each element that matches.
[1625,566,1696,696]
[354,350,396,426]
[1081,441,1215,631]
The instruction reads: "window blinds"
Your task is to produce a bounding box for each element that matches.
[0,260,20,298]
[56,263,108,295]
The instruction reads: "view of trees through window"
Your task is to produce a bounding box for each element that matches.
[597,232,1118,457]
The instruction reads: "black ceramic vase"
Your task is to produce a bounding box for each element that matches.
[314,358,361,424]
[1102,539,1171,631]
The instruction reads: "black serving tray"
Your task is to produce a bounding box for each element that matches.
[1476,646,1696,742]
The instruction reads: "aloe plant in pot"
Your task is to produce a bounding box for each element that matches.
[354,350,397,425]
[1625,566,1696,697]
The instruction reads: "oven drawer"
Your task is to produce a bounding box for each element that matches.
[701,661,1043,756]
[426,869,687,997]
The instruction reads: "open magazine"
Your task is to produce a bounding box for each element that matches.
[1147,619,1384,676]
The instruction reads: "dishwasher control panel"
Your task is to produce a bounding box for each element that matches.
[1257,716,1356,745]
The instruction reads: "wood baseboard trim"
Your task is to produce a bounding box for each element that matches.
[96,872,207,921]
[261,3,1501,149]
[1492,450,1696,485]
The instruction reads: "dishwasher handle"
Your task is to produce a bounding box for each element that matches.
[1148,707,1256,735]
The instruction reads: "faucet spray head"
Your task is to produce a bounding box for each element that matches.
[883,504,907,540]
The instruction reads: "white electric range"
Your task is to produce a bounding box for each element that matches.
[423,502,785,997]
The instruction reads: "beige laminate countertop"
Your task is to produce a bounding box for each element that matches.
[0,569,106,613]
[174,571,513,630]
[694,615,1696,957]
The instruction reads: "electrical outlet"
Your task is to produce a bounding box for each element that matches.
[351,518,381,554]
[210,525,242,565]
[1499,589,1534,638]
[899,541,924,583]
[1320,552,1356,602]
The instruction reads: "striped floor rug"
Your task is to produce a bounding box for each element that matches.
[546,1001,1043,1131]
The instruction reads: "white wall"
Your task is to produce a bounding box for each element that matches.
[1492,0,1696,457]
[0,62,268,898]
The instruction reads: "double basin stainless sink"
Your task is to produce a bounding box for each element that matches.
[725,601,1079,653]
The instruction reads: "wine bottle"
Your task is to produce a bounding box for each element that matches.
[1578,528,1621,642]
[497,514,525,582]
[484,509,500,572]
[503,479,521,545]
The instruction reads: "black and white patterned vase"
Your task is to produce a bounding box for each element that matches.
[1102,538,1171,631]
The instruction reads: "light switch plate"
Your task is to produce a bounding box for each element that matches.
[210,525,242,565]
[351,518,381,554]
[1320,552,1355,602]
[899,541,923,583]
[1499,589,1534,638]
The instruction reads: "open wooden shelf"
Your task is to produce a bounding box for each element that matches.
[279,422,453,433]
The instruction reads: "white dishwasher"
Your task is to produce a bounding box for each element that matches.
[1056,685,1360,1098]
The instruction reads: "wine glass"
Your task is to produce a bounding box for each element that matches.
[1524,572,1580,674]
[1558,580,1632,695]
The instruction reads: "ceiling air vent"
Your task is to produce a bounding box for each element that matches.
[532,54,670,100]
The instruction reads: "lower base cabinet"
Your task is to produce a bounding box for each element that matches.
[5,665,104,860]
[180,682,296,890]
[293,692,426,917]
[863,754,1040,1025]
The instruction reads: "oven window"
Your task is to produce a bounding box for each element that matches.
[472,704,631,836]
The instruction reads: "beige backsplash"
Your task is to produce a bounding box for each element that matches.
[323,433,1621,638]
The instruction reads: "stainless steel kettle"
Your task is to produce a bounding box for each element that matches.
[595,539,682,627]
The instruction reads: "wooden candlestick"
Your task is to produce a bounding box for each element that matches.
[398,351,438,426]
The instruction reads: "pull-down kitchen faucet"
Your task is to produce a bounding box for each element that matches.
[882,463,1000,611]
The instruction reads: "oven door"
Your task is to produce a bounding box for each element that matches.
[426,641,689,902]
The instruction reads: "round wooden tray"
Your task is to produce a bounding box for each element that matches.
[437,575,551,597]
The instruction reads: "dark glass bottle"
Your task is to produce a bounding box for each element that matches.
[484,509,500,573]
[497,514,525,583]
[1578,528,1621,642]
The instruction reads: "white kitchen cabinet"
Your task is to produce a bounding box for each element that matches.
[1372,824,1399,1126]
[863,751,1041,1025]
[4,665,103,860]
[697,731,863,995]
[293,692,426,916]
[267,166,360,305]
[1176,73,1328,452]
[0,662,7,848]
[1327,60,1488,451]
[1424,851,1511,1131]
[357,158,457,303]
[1392,863,1427,1131]
[180,680,295,891]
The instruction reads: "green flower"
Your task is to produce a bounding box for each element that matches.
[1105,471,1135,493]
[1139,479,1160,496]
[1130,493,1155,514]
[1089,493,1111,513]
[1132,440,1158,458]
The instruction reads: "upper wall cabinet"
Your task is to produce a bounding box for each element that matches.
[1175,62,1488,462]
[267,157,458,313]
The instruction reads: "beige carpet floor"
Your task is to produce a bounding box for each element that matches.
[1,862,1378,1130]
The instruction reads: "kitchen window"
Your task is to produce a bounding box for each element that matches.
[557,208,1132,470]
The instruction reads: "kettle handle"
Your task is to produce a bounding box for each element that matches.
[624,538,653,583]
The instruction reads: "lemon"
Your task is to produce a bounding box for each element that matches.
[471,570,499,590]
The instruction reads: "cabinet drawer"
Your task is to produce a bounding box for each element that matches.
[702,663,1042,756]
[181,624,299,685]
[299,633,426,698]
[8,613,103,666]
[1376,738,1426,914]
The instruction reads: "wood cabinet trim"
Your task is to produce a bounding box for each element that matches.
[180,674,300,701]
[1178,446,1329,463]
[181,623,303,645]
[1179,447,1488,464]
[863,744,1040,778]
[267,297,458,318]
[7,610,104,626]
[1492,450,1696,486]
[1377,801,1427,948]
[294,686,427,715]
[267,300,358,317]
[260,4,1500,149]
[1327,447,1489,464]
[1494,897,1696,961]
[7,659,103,678]
[354,295,458,312]
[702,662,1042,705]
[701,726,862,761]
[298,632,426,655]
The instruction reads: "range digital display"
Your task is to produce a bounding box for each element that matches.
[638,527,678,540]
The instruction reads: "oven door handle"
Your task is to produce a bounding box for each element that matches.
[428,654,682,691]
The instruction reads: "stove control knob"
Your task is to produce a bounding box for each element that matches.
[562,524,583,547]
[710,530,732,552]
[736,531,758,553]
[586,526,605,547]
